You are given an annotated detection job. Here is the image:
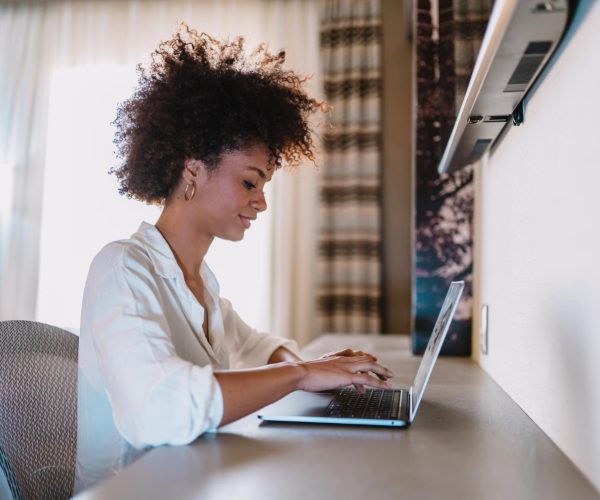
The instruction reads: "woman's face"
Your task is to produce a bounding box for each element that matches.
[191,142,274,242]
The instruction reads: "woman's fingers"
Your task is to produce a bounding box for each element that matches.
[320,348,378,361]
[344,357,394,380]
[358,350,378,361]
[352,372,392,390]
[353,382,365,394]
[299,353,393,392]
[359,370,390,382]
[319,349,352,359]
[343,356,394,389]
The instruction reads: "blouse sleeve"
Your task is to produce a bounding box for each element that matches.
[220,297,299,369]
[81,244,223,449]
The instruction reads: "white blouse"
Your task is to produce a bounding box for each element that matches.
[74,222,297,493]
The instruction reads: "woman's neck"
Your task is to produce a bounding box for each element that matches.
[155,204,213,282]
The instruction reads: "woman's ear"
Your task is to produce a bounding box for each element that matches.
[182,159,200,183]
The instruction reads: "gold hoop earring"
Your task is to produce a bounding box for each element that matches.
[184,180,196,201]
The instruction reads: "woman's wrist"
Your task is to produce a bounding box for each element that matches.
[281,361,308,392]
[213,361,307,426]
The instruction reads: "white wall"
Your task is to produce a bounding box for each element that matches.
[473,0,600,491]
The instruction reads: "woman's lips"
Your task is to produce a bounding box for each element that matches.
[239,215,251,229]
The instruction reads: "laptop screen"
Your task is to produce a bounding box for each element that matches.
[410,281,464,421]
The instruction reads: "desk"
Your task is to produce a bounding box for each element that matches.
[75,334,599,500]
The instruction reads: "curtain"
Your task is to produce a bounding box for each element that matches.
[0,5,53,322]
[413,0,492,355]
[317,0,383,334]
[453,0,494,109]
[0,0,321,345]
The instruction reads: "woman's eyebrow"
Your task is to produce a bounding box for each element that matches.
[245,166,267,179]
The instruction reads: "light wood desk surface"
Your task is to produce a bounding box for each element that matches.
[76,334,599,500]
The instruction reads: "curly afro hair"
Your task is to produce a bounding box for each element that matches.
[111,24,324,205]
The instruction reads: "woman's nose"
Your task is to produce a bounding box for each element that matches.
[252,190,267,212]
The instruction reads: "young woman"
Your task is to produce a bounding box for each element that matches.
[75,26,393,492]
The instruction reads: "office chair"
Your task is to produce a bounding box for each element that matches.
[0,320,78,500]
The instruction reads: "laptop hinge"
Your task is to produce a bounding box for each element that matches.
[408,386,414,422]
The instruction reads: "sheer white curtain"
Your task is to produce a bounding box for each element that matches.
[0,0,321,345]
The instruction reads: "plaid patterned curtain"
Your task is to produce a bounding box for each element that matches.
[413,0,492,355]
[318,0,382,334]
[454,0,494,108]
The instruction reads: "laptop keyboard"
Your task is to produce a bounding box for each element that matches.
[326,388,402,420]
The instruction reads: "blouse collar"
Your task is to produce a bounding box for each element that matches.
[132,221,220,296]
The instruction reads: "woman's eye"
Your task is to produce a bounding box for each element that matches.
[243,180,256,190]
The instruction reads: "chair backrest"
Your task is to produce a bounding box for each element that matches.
[0,320,78,500]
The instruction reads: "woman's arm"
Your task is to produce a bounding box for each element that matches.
[268,346,302,363]
[268,346,382,364]
[214,354,393,427]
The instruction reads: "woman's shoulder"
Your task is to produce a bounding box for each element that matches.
[90,223,180,283]
[90,237,153,277]
[81,237,156,304]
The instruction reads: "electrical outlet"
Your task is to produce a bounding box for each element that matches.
[480,304,489,355]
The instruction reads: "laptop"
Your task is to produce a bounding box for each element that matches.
[258,281,464,427]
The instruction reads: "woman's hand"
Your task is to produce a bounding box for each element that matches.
[320,348,378,362]
[319,348,390,382]
[215,353,394,427]
[296,354,394,394]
